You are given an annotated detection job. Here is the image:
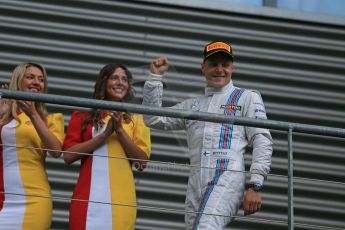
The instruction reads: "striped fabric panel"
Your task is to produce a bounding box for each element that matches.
[192,158,229,229]
[219,88,244,149]
[70,156,93,230]
[85,127,113,230]
[0,119,25,228]
[0,125,4,211]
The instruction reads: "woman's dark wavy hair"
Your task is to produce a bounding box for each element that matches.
[82,64,135,133]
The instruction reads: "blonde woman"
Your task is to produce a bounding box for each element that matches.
[0,62,64,229]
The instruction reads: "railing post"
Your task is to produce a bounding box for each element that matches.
[288,126,294,230]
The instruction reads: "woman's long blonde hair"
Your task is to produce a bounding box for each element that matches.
[0,62,48,126]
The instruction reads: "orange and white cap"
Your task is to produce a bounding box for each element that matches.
[203,41,234,62]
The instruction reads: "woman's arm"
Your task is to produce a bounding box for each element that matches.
[112,112,149,171]
[116,127,148,170]
[63,132,109,165]
[63,120,114,165]
[18,100,62,158]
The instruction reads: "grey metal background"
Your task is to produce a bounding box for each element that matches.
[0,0,344,229]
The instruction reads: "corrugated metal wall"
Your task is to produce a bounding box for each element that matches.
[0,0,344,229]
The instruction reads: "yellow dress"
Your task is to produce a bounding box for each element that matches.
[0,112,64,230]
[64,111,151,230]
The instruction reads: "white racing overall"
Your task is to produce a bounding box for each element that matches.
[142,74,273,229]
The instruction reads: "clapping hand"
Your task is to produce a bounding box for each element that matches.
[0,83,10,116]
[104,111,123,137]
[17,100,38,118]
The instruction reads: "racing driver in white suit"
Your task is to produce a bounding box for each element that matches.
[142,41,273,229]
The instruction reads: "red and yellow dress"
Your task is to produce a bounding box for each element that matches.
[63,111,151,230]
[0,112,64,230]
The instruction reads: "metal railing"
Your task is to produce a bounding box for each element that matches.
[1,89,345,230]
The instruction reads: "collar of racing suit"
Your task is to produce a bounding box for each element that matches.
[204,80,233,96]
